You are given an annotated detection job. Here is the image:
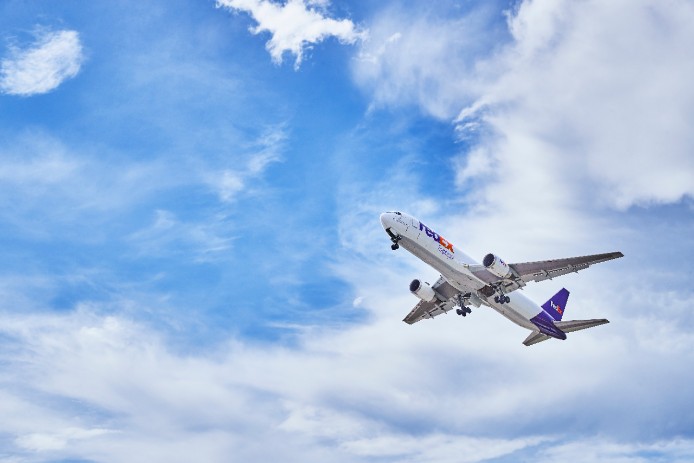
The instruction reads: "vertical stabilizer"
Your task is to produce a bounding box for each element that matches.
[542,288,570,321]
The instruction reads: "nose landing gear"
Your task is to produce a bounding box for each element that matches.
[387,230,402,251]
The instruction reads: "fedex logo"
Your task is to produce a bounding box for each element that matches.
[551,301,563,315]
[419,222,454,253]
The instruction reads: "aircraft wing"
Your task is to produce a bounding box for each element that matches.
[403,276,460,324]
[469,251,623,292]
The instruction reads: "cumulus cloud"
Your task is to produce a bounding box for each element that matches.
[354,1,694,211]
[457,0,694,209]
[1,29,84,96]
[217,0,364,69]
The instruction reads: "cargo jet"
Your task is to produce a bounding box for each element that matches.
[380,211,623,346]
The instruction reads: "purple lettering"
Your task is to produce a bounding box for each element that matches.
[419,222,455,253]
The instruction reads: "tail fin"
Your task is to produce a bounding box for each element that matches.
[542,288,569,321]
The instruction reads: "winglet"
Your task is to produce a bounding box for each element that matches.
[542,288,570,321]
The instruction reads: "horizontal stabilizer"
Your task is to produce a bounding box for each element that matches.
[523,319,609,346]
[554,318,609,333]
[523,331,552,346]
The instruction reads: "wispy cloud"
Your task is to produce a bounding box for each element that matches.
[217,0,365,69]
[1,28,84,96]
[353,5,501,118]
[127,209,235,261]
[209,126,286,203]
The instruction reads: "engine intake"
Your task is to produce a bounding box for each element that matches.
[483,253,512,278]
[409,279,437,302]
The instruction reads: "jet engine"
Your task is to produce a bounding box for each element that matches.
[409,279,437,302]
[483,253,512,278]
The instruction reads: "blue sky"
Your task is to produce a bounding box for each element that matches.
[1,0,693,461]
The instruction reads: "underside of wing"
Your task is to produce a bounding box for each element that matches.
[512,252,624,284]
[403,299,455,324]
[468,252,623,294]
[467,265,522,295]
[403,276,460,324]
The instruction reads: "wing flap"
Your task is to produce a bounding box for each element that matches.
[512,252,623,284]
[403,276,460,324]
[468,252,623,293]
[403,299,455,324]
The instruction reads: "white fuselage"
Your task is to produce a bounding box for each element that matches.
[380,212,542,331]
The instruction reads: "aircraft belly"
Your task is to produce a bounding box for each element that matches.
[487,291,539,331]
[400,237,481,292]
[488,304,537,331]
[402,235,542,331]
[398,227,541,331]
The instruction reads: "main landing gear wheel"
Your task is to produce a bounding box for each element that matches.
[391,243,399,250]
[456,307,472,317]
[494,295,511,304]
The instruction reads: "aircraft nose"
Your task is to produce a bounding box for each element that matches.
[379,213,389,229]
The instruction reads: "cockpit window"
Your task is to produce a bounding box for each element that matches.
[386,211,402,215]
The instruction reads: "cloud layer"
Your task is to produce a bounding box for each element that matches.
[1,29,84,96]
[0,1,692,462]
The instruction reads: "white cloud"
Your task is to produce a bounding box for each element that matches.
[217,0,365,69]
[354,1,694,210]
[1,29,84,96]
[535,438,694,463]
[210,126,286,202]
[127,209,235,260]
[0,132,189,241]
[458,0,694,209]
[16,427,114,452]
[340,434,547,462]
[353,5,501,118]
[1,288,693,462]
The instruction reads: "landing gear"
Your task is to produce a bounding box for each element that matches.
[456,307,472,317]
[494,295,511,304]
[389,234,402,251]
[456,293,472,317]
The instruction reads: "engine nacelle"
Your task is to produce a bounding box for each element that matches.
[409,279,437,302]
[483,253,512,278]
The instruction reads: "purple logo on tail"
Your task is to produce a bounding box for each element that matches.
[542,288,570,321]
[551,301,563,315]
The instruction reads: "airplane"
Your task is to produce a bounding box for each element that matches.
[380,211,623,346]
